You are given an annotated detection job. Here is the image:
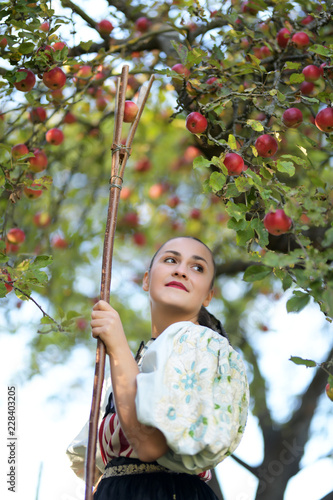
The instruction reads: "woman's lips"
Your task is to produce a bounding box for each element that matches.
[166,281,189,292]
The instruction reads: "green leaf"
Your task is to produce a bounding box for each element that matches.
[193,156,211,169]
[277,90,286,102]
[0,282,8,298]
[236,228,254,246]
[32,255,53,268]
[289,356,317,368]
[19,42,35,54]
[227,134,237,150]
[250,218,269,247]
[209,171,226,191]
[284,61,301,70]
[243,265,272,282]
[225,202,247,221]
[171,41,188,65]
[289,73,304,84]
[247,119,264,132]
[308,44,332,57]
[79,40,93,51]
[276,160,295,177]
[286,292,310,313]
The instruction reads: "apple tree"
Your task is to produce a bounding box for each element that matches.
[0,0,332,499]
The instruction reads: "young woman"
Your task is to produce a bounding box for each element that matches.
[68,236,249,499]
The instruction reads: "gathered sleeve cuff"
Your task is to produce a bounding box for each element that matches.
[135,322,249,475]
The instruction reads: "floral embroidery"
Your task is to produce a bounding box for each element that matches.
[135,322,249,475]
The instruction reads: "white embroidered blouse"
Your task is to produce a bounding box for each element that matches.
[66,322,249,481]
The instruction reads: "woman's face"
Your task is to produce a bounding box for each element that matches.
[143,238,214,319]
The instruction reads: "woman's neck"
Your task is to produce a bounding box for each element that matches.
[150,307,198,338]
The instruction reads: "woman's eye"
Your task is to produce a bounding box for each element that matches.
[193,264,204,272]
[164,257,176,263]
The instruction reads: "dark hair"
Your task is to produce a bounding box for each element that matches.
[148,236,229,342]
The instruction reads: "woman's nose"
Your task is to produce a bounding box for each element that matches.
[172,264,188,279]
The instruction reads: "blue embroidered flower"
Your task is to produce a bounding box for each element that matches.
[167,407,176,420]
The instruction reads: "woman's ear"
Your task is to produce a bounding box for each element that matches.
[202,289,214,308]
[142,271,149,292]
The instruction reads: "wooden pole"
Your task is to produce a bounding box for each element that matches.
[84,66,154,500]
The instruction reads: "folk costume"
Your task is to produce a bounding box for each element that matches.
[67,321,249,499]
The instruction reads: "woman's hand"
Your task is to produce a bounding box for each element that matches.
[91,300,126,355]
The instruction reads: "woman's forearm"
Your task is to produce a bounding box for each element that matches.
[107,338,168,462]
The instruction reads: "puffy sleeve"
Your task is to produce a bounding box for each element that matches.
[135,322,249,475]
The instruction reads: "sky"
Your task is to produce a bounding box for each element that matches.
[1,293,333,500]
[1,1,333,499]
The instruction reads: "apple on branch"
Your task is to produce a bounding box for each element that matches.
[7,228,26,245]
[255,134,278,157]
[14,69,36,92]
[42,66,66,90]
[302,65,322,82]
[315,107,333,133]
[291,31,310,48]
[135,17,151,33]
[33,211,51,228]
[29,149,48,172]
[185,112,208,134]
[282,108,303,128]
[29,107,47,123]
[96,19,114,36]
[24,182,43,199]
[11,143,29,160]
[46,127,64,145]
[263,209,292,235]
[276,28,291,48]
[123,101,138,123]
[223,152,246,175]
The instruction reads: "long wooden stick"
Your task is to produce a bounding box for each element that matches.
[84,66,154,500]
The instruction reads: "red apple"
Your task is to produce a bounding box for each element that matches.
[33,211,51,227]
[122,212,139,227]
[282,108,303,128]
[186,112,208,134]
[51,235,68,249]
[52,41,67,51]
[11,143,29,160]
[36,44,55,64]
[46,127,64,145]
[326,383,333,401]
[302,65,322,82]
[97,19,114,35]
[29,149,48,172]
[301,15,314,25]
[123,101,139,123]
[171,63,190,78]
[223,152,245,175]
[300,81,314,95]
[291,31,310,48]
[0,37,8,49]
[167,196,181,208]
[29,107,47,123]
[255,134,278,157]
[39,21,50,32]
[14,69,36,92]
[43,67,66,89]
[190,208,201,219]
[135,17,151,32]
[64,111,76,124]
[96,96,108,111]
[183,146,201,162]
[24,182,43,199]
[120,186,132,200]
[315,107,333,133]
[277,28,291,48]
[7,228,25,244]
[134,157,151,173]
[148,183,165,199]
[133,232,146,246]
[263,209,292,235]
